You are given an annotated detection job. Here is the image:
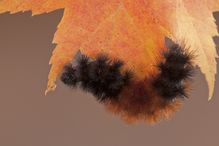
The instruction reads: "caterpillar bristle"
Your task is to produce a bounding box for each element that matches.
[153,43,195,101]
[163,44,192,65]
[60,64,78,87]
[153,77,187,100]
[96,53,109,64]
[60,41,195,124]
[110,59,124,71]
[61,54,132,102]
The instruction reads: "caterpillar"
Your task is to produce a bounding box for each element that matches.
[61,39,195,124]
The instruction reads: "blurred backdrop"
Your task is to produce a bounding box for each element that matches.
[0,9,219,146]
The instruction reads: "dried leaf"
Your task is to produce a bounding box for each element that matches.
[173,0,219,100]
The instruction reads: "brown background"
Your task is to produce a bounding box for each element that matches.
[0,10,219,146]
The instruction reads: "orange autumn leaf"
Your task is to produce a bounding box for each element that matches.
[0,0,65,15]
[0,0,174,94]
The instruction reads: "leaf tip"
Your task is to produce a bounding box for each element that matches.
[45,84,57,95]
[208,95,213,101]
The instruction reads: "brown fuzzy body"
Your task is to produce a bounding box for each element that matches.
[104,77,182,124]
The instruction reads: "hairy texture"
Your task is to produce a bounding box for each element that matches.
[104,79,183,124]
[61,54,132,102]
[61,44,194,124]
[61,64,78,87]
[62,57,182,124]
[153,44,194,100]
[104,44,194,124]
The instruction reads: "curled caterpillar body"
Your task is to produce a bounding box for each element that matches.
[61,42,195,124]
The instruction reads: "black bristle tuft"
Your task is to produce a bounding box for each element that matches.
[163,44,192,65]
[110,59,124,71]
[96,54,109,65]
[153,42,194,101]
[61,53,132,102]
[76,54,91,89]
[77,54,90,64]
[60,64,78,87]
[158,62,194,82]
[153,77,187,100]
